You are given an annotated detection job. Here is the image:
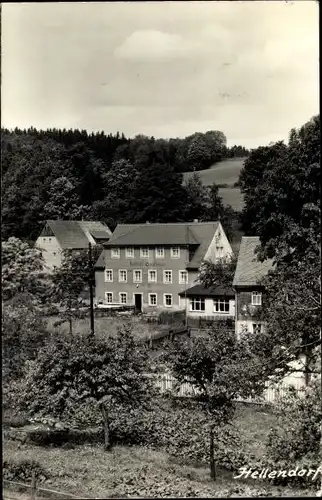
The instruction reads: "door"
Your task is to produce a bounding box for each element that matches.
[134,294,142,313]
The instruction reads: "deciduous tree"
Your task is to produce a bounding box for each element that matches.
[18,329,154,451]
[163,324,267,480]
[2,237,51,304]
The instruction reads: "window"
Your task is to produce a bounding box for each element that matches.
[140,247,149,258]
[155,247,164,258]
[125,247,134,258]
[133,269,142,283]
[164,294,172,307]
[216,246,224,259]
[171,247,180,258]
[251,292,262,306]
[148,270,157,283]
[163,270,172,284]
[190,297,205,312]
[118,270,127,283]
[252,323,262,334]
[119,292,127,304]
[105,269,113,282]
[111,248,120,259]
[179,270,188,284]
[148,293,157,306]
[105,292,113,303]
[214,299,230,313]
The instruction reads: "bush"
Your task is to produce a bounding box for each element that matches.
[3,458,49,483]
[251,381,322,486]
[109,400,249,472]
[158,310,185,326]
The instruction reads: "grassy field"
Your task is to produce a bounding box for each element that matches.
[3,405,315,498]
[47,315,163,340]
[182,158,246,212]
[3,440,314,499]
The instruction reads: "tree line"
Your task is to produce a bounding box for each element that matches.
[1,127,246,242]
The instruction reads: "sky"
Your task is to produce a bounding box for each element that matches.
[1,1,319,148]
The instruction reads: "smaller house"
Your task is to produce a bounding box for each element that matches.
[179,284,235,326]
[233,236,273,336]
[35,220,112,270]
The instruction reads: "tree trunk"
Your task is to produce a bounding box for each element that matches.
[101,404,112,452]
[69,317,73,336]
[304,347,312,386]
[209,424,216,481]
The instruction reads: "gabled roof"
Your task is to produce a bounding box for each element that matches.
[104,222,220,269]
[78,221,112,241]
[179,284,235,298]
[232,236,274,287]
[44,221,111,250]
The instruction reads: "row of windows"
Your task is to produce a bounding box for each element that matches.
[110,247,181,259]
[190,297,231,313]
[104,293,232,312]
[105,269,188,284]
[105,292,174,307]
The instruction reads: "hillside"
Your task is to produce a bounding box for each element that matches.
[183,157,246,211]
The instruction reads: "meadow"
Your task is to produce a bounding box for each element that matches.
[47,315,163,340]
[182,157,246,211]
[3,405,315,499]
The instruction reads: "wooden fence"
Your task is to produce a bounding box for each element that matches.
[148,372,305,404]
[3,475,90,499]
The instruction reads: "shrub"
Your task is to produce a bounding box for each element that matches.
[251,381,322,486]
[158,310,185,326]
[3,458,49,483]
[109,400,249,472]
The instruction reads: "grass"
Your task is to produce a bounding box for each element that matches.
[46,315,163,340]
[182,158,246,211]
[3,439,314,498]
[3,405,316,498]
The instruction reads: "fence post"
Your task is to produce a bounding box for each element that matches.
[30,470,36,500]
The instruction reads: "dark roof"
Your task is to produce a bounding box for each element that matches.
[105,222,220,269]
[45,221,111,250]
[89,230,111,240]
[232,236,274,287]
[179,284,235,298]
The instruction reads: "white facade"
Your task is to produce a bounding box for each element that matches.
[203,222,233,264]
[180,296,235,319]
[35,236,64,271]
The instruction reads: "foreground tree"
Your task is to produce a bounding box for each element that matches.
[51,247,102,334]
[163,324,267,480]
[18,329,154,451]
[198,253,237,290]
[2,237,51,305]
[264,380,321,488]
[2,294,49,382]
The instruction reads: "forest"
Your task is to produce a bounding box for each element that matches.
[1,127,248,242]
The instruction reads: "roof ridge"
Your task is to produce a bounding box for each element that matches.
[115,221,219,227]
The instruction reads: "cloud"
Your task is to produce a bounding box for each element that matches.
[1,1,319,148]
[114,30,192,61]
